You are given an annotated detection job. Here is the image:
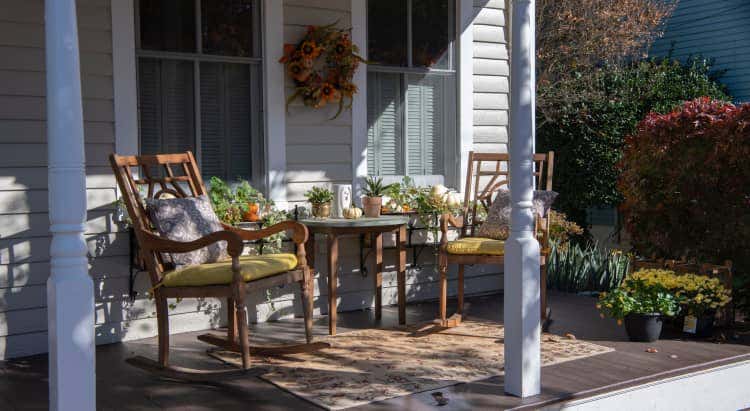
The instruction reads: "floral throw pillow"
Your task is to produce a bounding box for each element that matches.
[146,195,228,268]
[476,188,558,240]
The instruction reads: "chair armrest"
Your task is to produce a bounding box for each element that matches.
[137,229,244,257]
[439,213,463,249]
[222,220,309,245]
[224,221,310,269]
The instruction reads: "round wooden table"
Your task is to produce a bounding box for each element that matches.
[300,216,410,335]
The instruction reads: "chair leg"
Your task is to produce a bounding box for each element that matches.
[227,298,237,343]
[438,253,448,326]
[457,264,465,316]
[301,268,314,344]
[233,282,251,370]
[155,294,170,367]
[541,262,548,321]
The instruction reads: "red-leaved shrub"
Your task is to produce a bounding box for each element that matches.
[619,97,750,269]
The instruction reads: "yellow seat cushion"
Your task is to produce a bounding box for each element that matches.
[161,254,298,287]
[445,237,505,256]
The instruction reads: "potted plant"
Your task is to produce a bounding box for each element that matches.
[305,186,334,218]
[208,176,243,225]
[598,275,681,342]
[235,179,264,222]
[626,269,732,338]
[672,273,732,337]
[362,176,394,218]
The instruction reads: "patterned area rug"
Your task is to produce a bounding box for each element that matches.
[209,321,613,410]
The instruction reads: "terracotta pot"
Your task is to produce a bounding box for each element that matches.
[361,196,382,218]
[311,202,331,218]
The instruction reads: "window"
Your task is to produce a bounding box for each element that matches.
[367,0,457,181]
[136,0,263,183]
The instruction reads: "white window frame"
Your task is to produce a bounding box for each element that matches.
[111,0,287,202]
[353,0,474,191]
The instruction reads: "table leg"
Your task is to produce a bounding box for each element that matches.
[372,232,383,320]
[397,225,406,325]
[305,232,315,273]
[327,234,338,335]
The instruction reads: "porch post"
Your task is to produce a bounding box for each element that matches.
[45,0,96,409]
[504,0,541,398]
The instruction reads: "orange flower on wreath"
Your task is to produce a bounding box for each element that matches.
[320,83,341,103]
[287,60,311,82]
[299,40,322,60]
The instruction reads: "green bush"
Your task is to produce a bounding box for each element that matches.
[537,57,730,226]
[546,241,632,293]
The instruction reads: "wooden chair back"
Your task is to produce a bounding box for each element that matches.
[109,151,208,284]
[460,151,555,237]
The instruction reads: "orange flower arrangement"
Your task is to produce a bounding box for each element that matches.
[279,23,365,118]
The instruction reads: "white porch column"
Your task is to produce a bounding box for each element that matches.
[504,0,541,398]
[45,0,96,409]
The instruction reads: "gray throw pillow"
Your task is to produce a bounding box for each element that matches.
[146,195,228,267]
[476,188,558,240]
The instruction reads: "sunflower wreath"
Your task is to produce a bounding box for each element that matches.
[280,23,365,119]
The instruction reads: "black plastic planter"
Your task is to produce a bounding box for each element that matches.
[624,313,663,342]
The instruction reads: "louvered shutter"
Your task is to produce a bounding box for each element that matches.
[138,58,195,178]
[367,72,403,175]
[405,73,454,176]
[200,62,224,178]
[200,63,253,181]
[161,60,195,153]
[138,58,162,156]
[225,64,252,180]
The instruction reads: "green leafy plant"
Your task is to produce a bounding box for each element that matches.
[208,176,244,225]
[259,208,292,254]
[538,57,730,225]
[304,186,334,204]
[547,241,632,293]
[235,179,265,205]
[597,284,680,321]
[629,269,732,317]
[362,176,394,198]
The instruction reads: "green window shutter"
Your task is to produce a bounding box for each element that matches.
[367,72,403,175]
[406,73,453,176]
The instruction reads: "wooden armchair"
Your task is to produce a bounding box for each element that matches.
[110,152,323,378]
[437,151,555,327]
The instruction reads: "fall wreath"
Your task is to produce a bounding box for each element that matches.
[280,23,365,119]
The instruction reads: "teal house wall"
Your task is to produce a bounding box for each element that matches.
[651,0,750,103]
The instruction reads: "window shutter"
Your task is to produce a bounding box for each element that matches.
[138,58,194,169]
[138,58,163,156]
[406,73,448,176]
[200,62,224,178]
[367,72,403,175]
[225,64,252,180]
[161,60,195,153]
[200,63,253,180]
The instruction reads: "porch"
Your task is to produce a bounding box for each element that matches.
[3,293,749,410]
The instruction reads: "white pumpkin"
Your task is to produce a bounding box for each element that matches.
[430,184,449,204]
[446,192,462,208]
[385,199,403,213]
[343,207,363,219]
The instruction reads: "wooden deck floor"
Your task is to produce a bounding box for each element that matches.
[1,292,749,410]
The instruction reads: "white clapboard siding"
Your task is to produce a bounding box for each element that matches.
[651,0,750,102]
[472,0,509,148]
[283,0,353,203]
